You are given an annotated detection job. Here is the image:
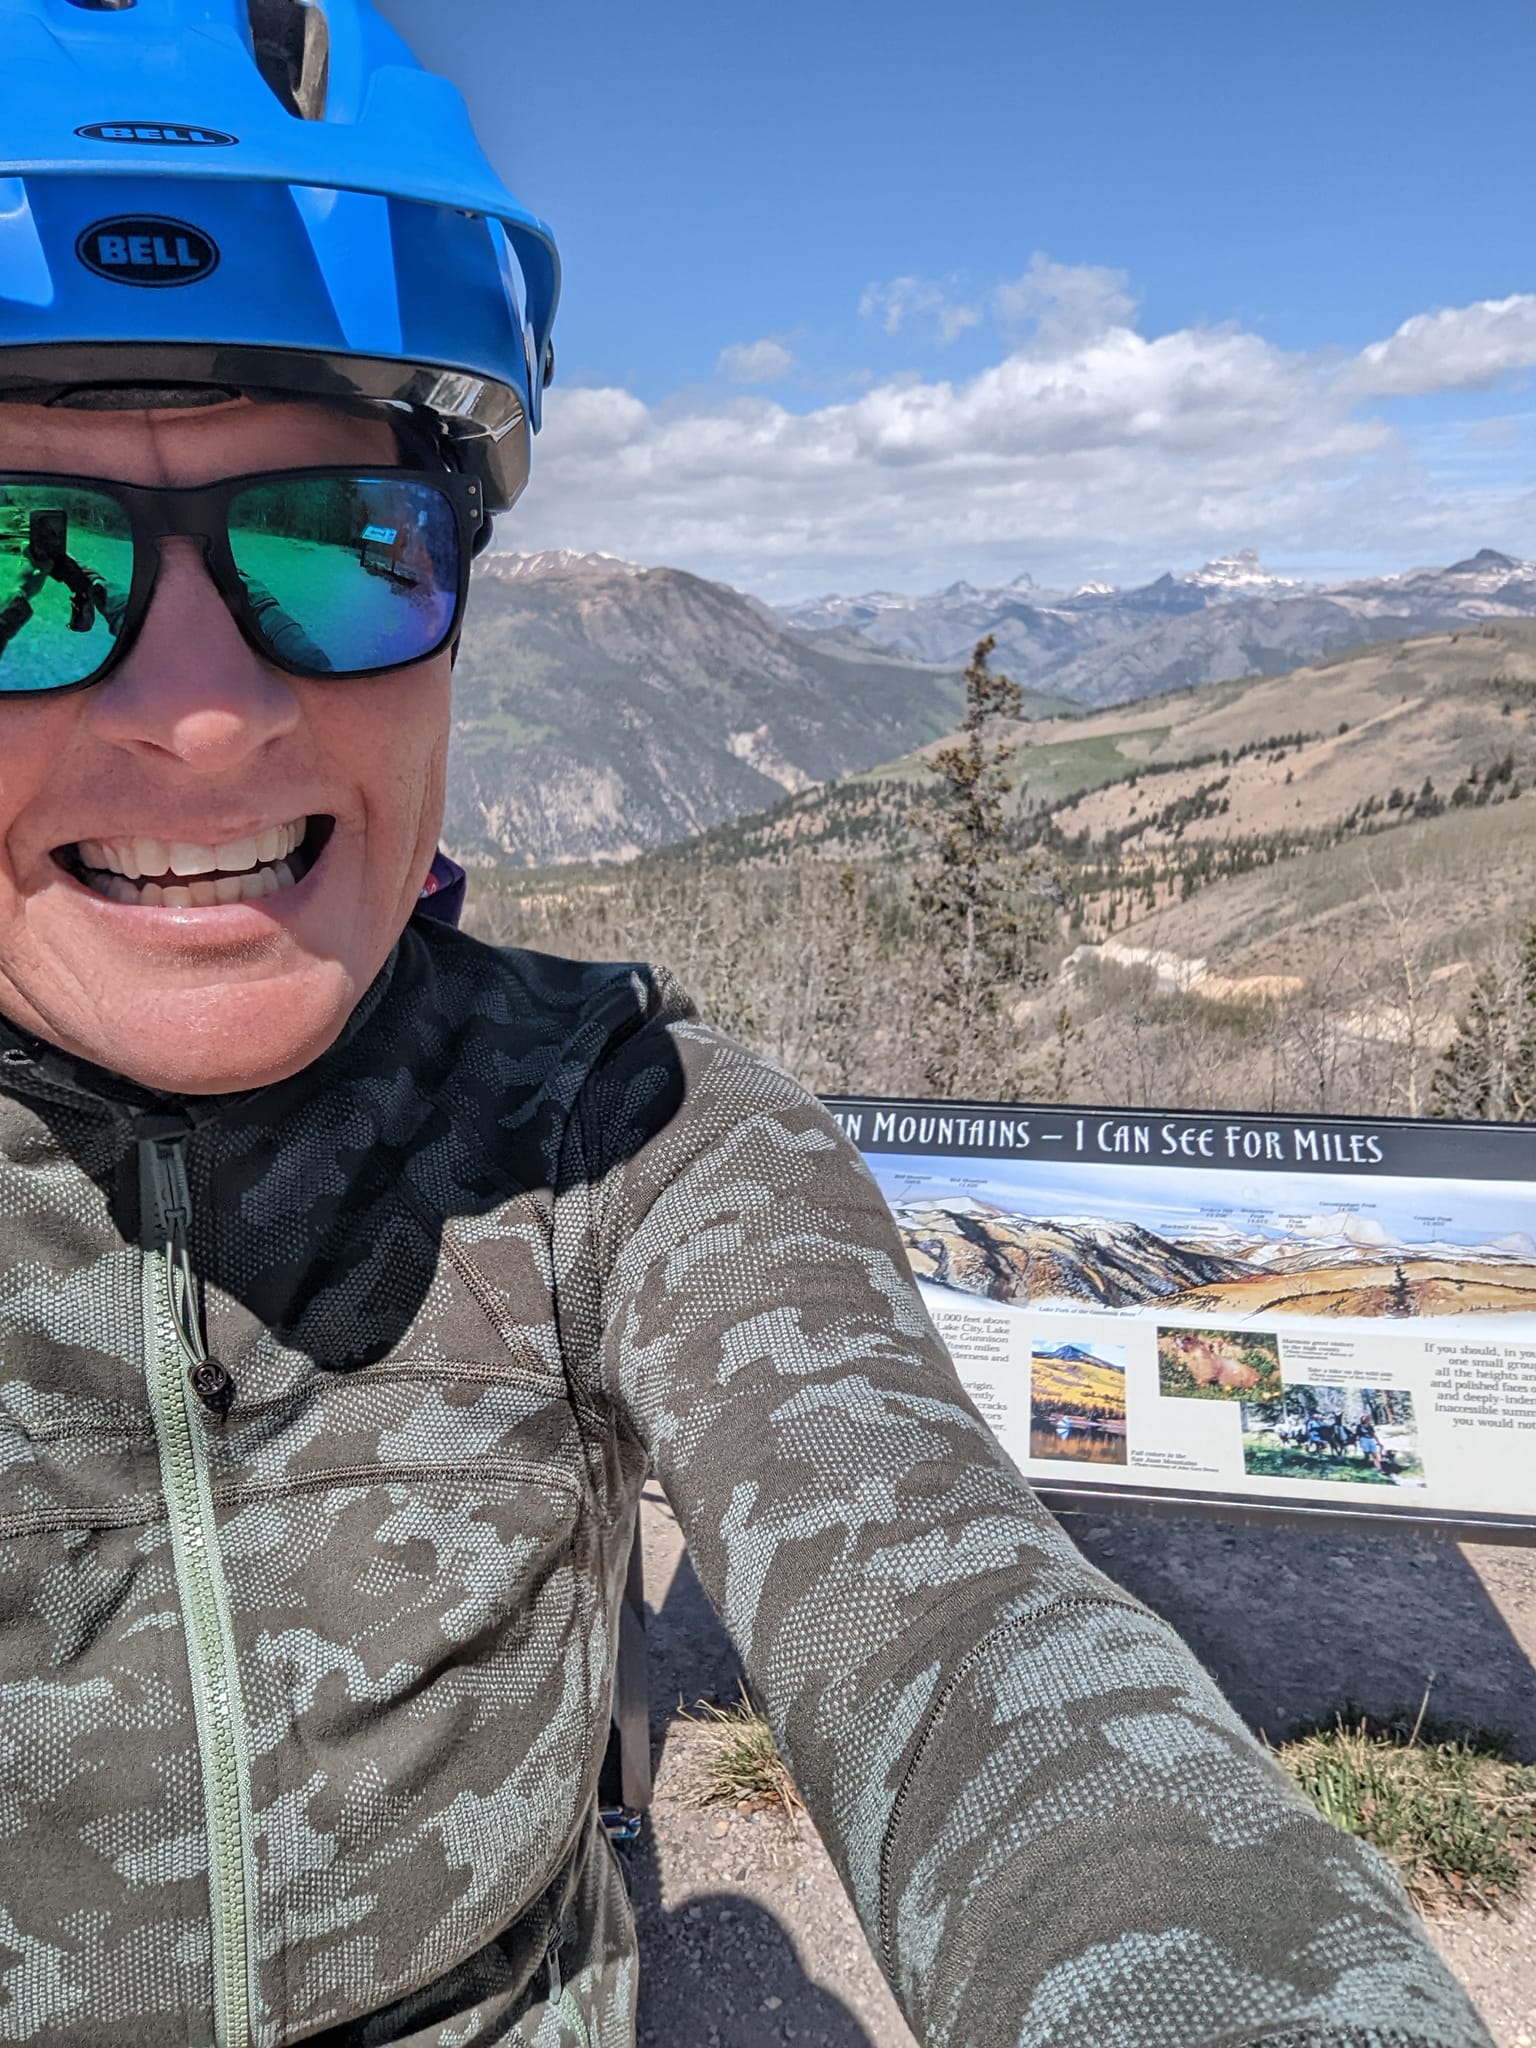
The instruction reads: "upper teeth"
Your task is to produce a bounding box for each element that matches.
[77,819,306,880]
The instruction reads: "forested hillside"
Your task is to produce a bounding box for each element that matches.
[462,625,1536,1122]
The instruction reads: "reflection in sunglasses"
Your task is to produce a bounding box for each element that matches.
[0,469,471,690]
[0,512,126,671]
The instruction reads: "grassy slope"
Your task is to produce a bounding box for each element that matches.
[1030,1353,1126,1410]
[662,621,1536,868]
[1103,786,1536,980]
[465,624,1536,1060]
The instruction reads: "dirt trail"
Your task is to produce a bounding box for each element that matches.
[630,1487,1536,2048]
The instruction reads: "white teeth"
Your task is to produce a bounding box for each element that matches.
[79,815,310,905]
[169,842,219,878]
[79,819,308,881]
[218,835,259,876]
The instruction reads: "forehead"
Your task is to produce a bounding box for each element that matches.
[0,398,400,487]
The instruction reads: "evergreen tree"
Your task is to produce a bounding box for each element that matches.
[1387,1262,1415,1316]
[914,636,1048,1095]
[1431,918,1536,1122]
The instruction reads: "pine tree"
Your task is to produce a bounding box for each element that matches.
[914,636,1048,1096]
[1431,918,1536,1121]
[1387,1262,1415,1316]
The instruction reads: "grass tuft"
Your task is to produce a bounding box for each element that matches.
[682,1694,805,1822]
[1277,1712,1536,1913]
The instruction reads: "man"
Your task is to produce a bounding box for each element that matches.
[0,511,125,660]
[0,4,1495,2045]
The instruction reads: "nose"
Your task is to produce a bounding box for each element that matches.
[82,539,302,770]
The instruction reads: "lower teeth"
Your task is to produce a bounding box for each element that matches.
[86,859,298,907]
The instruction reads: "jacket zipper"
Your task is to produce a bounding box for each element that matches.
[139,1120,258,2048]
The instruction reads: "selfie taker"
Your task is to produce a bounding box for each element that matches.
[0,5,1495,2045]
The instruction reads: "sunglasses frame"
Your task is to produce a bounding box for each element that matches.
[0,465,485,696]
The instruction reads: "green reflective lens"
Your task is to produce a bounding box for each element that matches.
[226,476,460,676]
[0,485,131,691]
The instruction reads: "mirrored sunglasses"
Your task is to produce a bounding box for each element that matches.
[0,467,483,694]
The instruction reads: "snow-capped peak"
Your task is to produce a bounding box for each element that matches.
[1178,549,1299,595]
[477,548,644,582]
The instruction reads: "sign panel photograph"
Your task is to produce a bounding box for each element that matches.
[831,1096,1536,1539]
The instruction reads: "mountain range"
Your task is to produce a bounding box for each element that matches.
[892,1196,1251,1307]
[445,553,973,866]
[1180,1216,1536,1273]
[891,1196,1536,1321]
[778,548,1536,707]
[443,543,1536,867]
[666,618,1536,880]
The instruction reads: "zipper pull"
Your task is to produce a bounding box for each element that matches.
[137,1116,237,1420]
[187,1359,237,1419]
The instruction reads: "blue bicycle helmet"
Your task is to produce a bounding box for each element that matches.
[0,0,559,512]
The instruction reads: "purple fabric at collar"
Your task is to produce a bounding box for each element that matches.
[414,850,467,931]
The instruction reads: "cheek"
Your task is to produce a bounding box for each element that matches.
[0,705,90,873]
[311,663,451,853]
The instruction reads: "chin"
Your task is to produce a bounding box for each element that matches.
[78,963,366,1095]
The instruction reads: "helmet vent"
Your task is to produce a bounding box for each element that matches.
[66,1,138,9]
[247,0,331,121]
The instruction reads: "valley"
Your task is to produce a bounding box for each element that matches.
[445,552,972,865]
[452,552,1536,1122]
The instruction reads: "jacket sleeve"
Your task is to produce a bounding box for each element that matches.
[560,1004,1492,2048]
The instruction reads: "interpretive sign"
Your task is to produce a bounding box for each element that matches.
[827,1096,1536,1541]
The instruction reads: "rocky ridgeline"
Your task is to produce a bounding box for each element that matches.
[779,548,1536,707]
[893,1198,1252,1308]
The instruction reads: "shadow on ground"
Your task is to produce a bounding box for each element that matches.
[640,1495,747,1780]
[627,1825,880,2048]
[641,1481,1536,1761]
[627,1489,1533,2047]
[1061,1510,1536,1758]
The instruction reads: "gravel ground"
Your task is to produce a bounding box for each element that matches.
[628,1485,1536,2048]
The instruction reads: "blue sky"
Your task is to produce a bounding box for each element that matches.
[380,0,1536,598]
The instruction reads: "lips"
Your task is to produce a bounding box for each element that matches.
[59,815,333,907]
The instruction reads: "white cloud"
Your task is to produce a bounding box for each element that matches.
[1342,294,1536,398]
[514,283,1536,600]
[716,337,796,384]
[994,255,1138,351]
[859,274,981,344]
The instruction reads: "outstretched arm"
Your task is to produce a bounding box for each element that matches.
[563,1000,1489,2048]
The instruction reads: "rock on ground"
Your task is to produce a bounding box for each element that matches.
[628,1486,1536,2048]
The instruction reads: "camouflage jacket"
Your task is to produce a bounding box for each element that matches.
[0,923,1491,2048]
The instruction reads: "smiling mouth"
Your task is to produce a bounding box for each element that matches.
[57,817,335,908]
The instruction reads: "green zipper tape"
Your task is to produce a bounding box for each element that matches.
[141,1141,258,2048]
